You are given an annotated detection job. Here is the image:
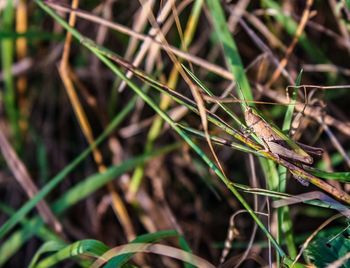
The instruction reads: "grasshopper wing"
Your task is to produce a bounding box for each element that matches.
[250,108,313,164]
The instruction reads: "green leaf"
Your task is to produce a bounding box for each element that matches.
[277,70,303,259]
[305,227,350,267]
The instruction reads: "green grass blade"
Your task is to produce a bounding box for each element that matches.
[51,143,179,214]
[205,0,253,104]
[0,216,48,266]
[197,1,293,174]
[0,30,62,40]
[277,71,303,259]
[305,168,350,182]
[282,70,303,131]
[28,241,66,268]
[182,64,244,127]
[1,0,19,145]
[203,7,290,261]
[0,203,64,266]
[33,240,109,268]
[177,236,196,268]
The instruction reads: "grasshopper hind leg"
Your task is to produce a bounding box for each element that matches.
[259,139,273,153]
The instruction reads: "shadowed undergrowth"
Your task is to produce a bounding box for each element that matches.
[1,1,350,267]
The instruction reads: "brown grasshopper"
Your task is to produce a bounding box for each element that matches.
[244,105,312,164]
[181,62,323,183]
[242,103,323,185]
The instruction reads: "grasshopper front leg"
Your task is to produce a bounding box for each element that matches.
[241,125,277,155]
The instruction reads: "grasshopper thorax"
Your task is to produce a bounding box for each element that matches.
[244,106,260,128]
[244,106,281,142]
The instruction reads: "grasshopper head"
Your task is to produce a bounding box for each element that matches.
[244,106,261,128]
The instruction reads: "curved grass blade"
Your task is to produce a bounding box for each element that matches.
[0,213,57,267]
[103,230,191,268]
[232,184,350,213]
[93,243,215,268]
[272,191,350,218]
[32,239,109,268]
[28,241,66,268]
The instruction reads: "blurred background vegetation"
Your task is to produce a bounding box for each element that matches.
[1,0,350,267]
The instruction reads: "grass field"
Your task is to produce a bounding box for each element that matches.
[1,1,350,267]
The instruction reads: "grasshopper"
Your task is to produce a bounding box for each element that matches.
[181,63,322,179]
[242,99,324,186]
[241,94,325,185]
[244,105,314,164]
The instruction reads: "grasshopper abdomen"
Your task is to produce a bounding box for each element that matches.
[244,106,314,165]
